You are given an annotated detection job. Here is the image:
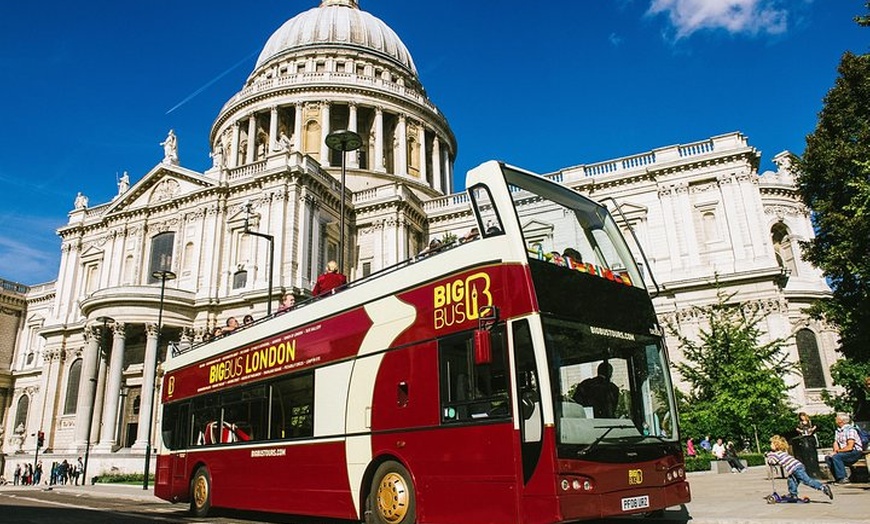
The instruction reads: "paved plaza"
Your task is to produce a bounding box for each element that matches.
[1,465,868,523]
[680,465,868,524]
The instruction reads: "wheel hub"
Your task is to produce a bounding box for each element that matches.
[376,472,409,523]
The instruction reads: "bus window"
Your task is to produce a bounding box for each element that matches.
[512,319,543,484]
[161,402,190,450]
[270,373,314,439]
[469,185,504,238]
[439,328,510,423]
[192,395,220,446]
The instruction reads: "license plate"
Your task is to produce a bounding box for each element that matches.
[621,495,650,511]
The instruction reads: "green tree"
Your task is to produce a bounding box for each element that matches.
[668,287,796,448]
[797,16,870,365]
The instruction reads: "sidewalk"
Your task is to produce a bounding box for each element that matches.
[0,481,162,504]
[682,465,870,524]
[3,468,868,523]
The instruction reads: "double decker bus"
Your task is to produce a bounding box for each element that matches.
[156,161,690,523]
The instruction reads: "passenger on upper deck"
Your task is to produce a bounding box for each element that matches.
[222,317,239,334]
[278,292,296,313]
[460,227,479,244]
[312,260,347,296]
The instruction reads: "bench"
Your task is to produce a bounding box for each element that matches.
[848,450,870,483]
[711,459,747,473]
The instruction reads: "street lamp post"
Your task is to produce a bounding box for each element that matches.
[243,201,275,316]
[144,269,176,490]
[325,130,362,275]
[84,316,114,485]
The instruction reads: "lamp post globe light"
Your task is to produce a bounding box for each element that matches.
[243,201,275,316]
[144,269,176,490]
[84,316,114,486]
[325,130,362,275]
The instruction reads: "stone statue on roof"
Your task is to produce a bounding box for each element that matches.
[160,129,179,164]
[74,192,88,210]
[118,171,130,195]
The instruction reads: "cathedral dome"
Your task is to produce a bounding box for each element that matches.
[255,0,417,76]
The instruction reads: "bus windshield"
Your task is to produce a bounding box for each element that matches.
[483,164,644,289]
[542,316,678,452]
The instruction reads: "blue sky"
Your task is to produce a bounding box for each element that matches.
[0,1,866,285]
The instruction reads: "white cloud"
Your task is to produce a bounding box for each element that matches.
[648,0,789,39]
[609,32,624,47]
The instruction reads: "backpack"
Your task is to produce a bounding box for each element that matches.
[855,425,870,450]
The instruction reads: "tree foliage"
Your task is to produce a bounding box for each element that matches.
[668,287,796,447]
[796,36,870,364]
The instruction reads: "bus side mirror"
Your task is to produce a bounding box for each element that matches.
[474,329,492,365]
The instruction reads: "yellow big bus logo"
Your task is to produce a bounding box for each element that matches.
[167,376,175,398]
[433,272,492,330]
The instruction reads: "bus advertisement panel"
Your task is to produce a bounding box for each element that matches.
[155,161,689,524]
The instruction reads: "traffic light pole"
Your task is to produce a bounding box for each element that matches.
[33,430,43,478]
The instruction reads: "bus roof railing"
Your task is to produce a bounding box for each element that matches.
[171,235,472,358]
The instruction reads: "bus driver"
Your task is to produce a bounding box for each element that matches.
[572,362,619,418]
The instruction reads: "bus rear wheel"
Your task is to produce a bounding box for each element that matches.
[367,461,416,524]
[189,466,212,517]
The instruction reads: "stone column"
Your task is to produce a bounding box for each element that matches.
[269,106,279,153]
[320,102,331,167]
[230,122,241,168]
[374,107,385,173]
[418,125,427,182]
[432,136,443,193]
[676,183,701,267]
[348,103,359,168]
[96,322,126,451]
[442,147,452,193]
[246,114,257,164]
[293,103,303,153]
[396,114,408,176]
[659,185,682,271]
[132,323,159,450]
[38,348,61,448]
[73,324,101,448]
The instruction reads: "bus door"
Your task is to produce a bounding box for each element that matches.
[430,327,515,524]
[171,402,190,491]
[512,319,544,483]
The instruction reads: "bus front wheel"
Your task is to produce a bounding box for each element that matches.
[367,461,416,524]
[189,466,212,517]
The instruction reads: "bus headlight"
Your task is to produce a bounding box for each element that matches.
[559,475,594,492]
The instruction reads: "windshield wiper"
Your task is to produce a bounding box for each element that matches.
[577,424,637,457]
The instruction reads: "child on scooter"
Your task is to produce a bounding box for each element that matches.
[766,434,833,501]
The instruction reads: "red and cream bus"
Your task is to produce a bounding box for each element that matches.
[155,161,690,523]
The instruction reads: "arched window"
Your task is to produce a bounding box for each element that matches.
[14,394,29,431]
[702,211,719,242]
[796,329,826,389]
[182,242,195,276]
[64,358,83,414]
[233,269,248,289]
[304,120,321,159]
[123,254,135,285]
[148,232,175,282]
[407,135,420,176]
[771,223,797,275]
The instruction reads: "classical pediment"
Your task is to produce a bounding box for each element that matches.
[611,201,648,220]
[102,164,218,216]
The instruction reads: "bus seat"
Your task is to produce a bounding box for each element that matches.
[562,401,586,419]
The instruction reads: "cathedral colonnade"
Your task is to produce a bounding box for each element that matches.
[213,100,453,196]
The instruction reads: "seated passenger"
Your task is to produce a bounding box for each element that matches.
[222,317,239,334]
[563,247,583,265]
[572,362,619,418]
[460,227,479,243]
[312,260,347,296]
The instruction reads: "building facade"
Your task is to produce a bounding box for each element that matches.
[1,0,837,476]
